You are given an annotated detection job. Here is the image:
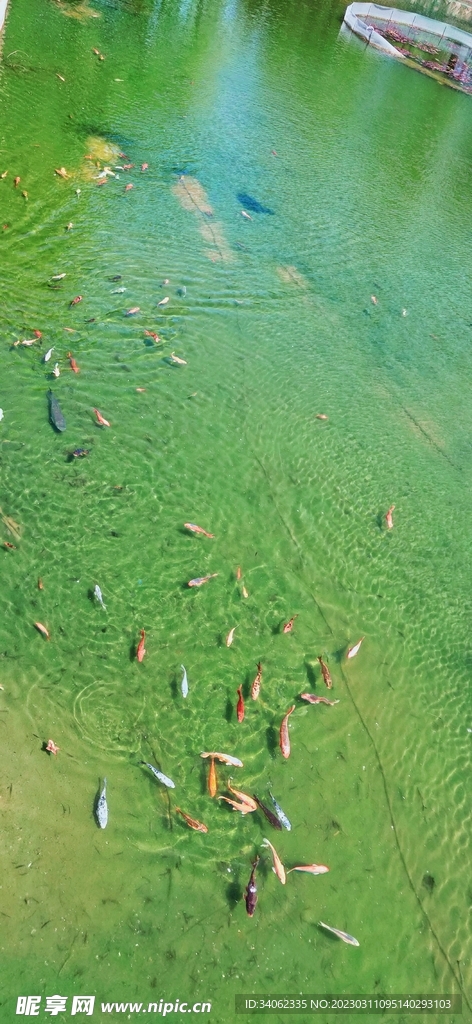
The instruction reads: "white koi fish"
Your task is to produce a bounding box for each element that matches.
[319,921,359,946]
[94,584,106,611]
[268,791,292,831]
[43,347,54,363]
[141,762,175,788]
[96,778,108,829]
[347,637,365,659]
[181,664,188,698]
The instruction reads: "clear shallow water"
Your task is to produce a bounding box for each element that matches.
[0,0,471,1020]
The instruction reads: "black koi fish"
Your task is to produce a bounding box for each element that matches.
[253,794,282,831]
[245,855,260,917]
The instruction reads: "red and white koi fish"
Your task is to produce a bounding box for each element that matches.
[347,636,365,659]
[187,573,218,587]
[208,756,217,797]
[34,622,50,640]
[251,662,262,701]
[236,685,244,722]
[318,656,332,689]
[14,176,20,187]
[226,627,236,648]
[124,183,133,192]
[136,629,146,662]
[287,864,329,875]
[93,409,111,427]
[46,739,60,755]
[69,296,83,306]
[141,163,148,171]
[122,163,134,169]
[144,330,160,342]
[67,352,80,373]
[227,782,257,812]
[184,523,214,538]
[125,307,140,316]
[385,504,395,530]
[4,541,16,550]
[319,921,359,946]
[300,693,339,706]
[220,795,253,814]
[261,838,286,884]
[175,807,208,833]
[283,615,298,633]
[280,704,295,759]
[200,752,243,767]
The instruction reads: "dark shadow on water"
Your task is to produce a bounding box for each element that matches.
[226,880,242,909]
[333,646,346,664]
[271,621,283,635]
[170,675,178,700]
[266,722,278,756]
[304,661,316,687]
[243,672,251,699]
[224,695,233,723]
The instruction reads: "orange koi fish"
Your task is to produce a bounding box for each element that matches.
[279,704,295,759]
[283,615,298,634]
[300,693,339,706]
[34,622,50,640]
[14,176,20,187]
[261,837,286,884]
[317,656,332,689]
[93,409,111,427]
[236,685,244,722]
[251,662,262,701]
[141,163,148,171]
[226,782,257,812]
[226,627,236,648]
[125,307,140,316]
[236,566,242,580]
[3,541,16,550]
[136,629,146,662]
[33,330,42,338]
[175,807,208,833]
[385,504,395,530]
[67,352,80,373]
[184,523,214,538]
[45,739,60,755]
[347,636,365,659]
[144,330,160,342]
[187,574,218,587]
[287,864,329,875]
[200,751,243,767]
[55,167,69,179]
[69,296,83,306]
[125,183,133,192]
[208,756,217,797]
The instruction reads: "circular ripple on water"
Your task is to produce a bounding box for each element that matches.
[72,680,146,755]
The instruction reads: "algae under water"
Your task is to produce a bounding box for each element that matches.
[0,0,471,1020]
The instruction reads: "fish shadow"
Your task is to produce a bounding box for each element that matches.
[271,622,283,636]
[170,676,178,700]
[266,722,278,757]
[199,761,208,796]
[304,661,317,687]
[333,646,346,665]
[224,695,233,723]
[129,643,137,662]
[242,672,251,699]
[226,880,243,909]
[375,513,384,530]
[87,588,97,605]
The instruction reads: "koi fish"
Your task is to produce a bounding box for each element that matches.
[122,163,134,169]
[200,752,243,767]
[236,566,242,580]
[0,170,7,178]
[176,807,208,833]
[136,388,146,393]
[33,331,42,338]
[34,622,50,640]
[300,693,339,706]
[4,541,16,550]
[125,307,140,316]
[287,864,329,875]
[141,163,148,171]
[208,757,217,797]
[245,856,260,917]
[268,791,292,831]
[125,183,133,191]
[71,448,90,459]
[112,287,126,294]
[136,630,146,662]
[93,409,111,427]
[236,685,244,722]
[187,574,218,587]
[242,585,249,599]
[371,295,378,305]
[38,578,44,590]
[94,584,106,611]
[170,353,187,365]
[315,413,328,420]
[319,921,359,946]
[69,296,83,307]
[96,778,108,828]
[52,273,66,281]
[67,352,80,373]
[261,837,286,884]
[184,523,214,538]
[55,167,69,179]
[22,191,28,200]
[347,636,365,659]
[181,664,188,698]
[227,782,257,812]
[46,739,59,755]
[140,761,175,788]
[157,297,169,307]
[226,627,236,647]
[280,704,296,759]
[253,794,282,831]
[385,504,395,530]
[251,662,262,701]
[318,656,332,689]
[56,74,65,81]
[283,615,298,633]
[14,176,20,187]
[241,210,252,220]
[43,347,54,363]
[219,795,254,814]
[66,223,73,230]
[52,363,60,378]
[144,330,160,342]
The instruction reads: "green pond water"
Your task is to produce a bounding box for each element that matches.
[0,0,471,1020]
